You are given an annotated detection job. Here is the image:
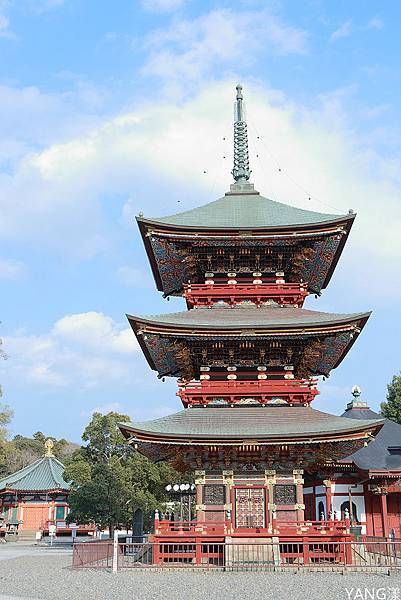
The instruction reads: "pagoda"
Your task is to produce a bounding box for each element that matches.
[119,85,384,553]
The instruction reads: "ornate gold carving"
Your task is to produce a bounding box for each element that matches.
[265,469,276,485]
[294,503,305,510]
[222,470,234,485]
[195,504,206,511]
[293,469,304,484]
[195,470,205,485]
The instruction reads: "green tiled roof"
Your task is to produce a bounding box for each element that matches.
[0,456,70,492]
[129,306,370,330]
[146,185,350,229]
[119,406,383,440]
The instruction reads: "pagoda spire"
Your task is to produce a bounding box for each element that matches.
[232,83,251,183]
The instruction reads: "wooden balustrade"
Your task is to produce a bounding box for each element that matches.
[183,282,308,308]
[177,378,319,406]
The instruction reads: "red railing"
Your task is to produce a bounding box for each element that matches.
[72,539,401,571]
[156,519,349,537]
[177,378,319,407]
[272,520,350,534]
[156,520,229,536]
[184,282,309,308]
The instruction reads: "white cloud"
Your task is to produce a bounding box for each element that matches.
[143,9,308,91]
[367,17,383,30]
[0,258,25,280]
[7,81,400,274]
[0,12,14,38]
[141,0,187,13]
[0,70,401,303]
[116,266,152,288]
[53,311,137,354]
[330,20,352,42]
[4,312,139,389]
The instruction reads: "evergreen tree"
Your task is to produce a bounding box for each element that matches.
[65,412,181,536]
[380,373,401,424]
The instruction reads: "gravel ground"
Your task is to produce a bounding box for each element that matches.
[1,549,401,600]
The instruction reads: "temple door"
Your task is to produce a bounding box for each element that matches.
[234,488,266,529]
[371,495,384,536]
[387,494,401,536]
[22,505,47,530]
[304,494,315,521]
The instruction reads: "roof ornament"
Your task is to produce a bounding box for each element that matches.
[232,84,251,183]
[346,385,369,410]
[44,438,55,457]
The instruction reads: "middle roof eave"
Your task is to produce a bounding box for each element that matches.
[127,306,371,332]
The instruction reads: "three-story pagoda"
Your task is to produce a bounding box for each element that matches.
[119,85,383,547]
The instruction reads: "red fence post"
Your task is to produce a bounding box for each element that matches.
[303,539,309,565]
[153,541,161,565]
[195,540,202,565]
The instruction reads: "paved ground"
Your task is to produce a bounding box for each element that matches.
[1,546,401,600]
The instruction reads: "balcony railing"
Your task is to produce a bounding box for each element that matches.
[184,282,309,308]
[154,518,351,538]
[156,520,229,536]
[177,378,319,407]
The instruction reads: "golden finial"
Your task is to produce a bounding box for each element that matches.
[44,438,55,457]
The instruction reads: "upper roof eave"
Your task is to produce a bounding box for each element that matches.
[136,212,355,294]
[136,212,355,234]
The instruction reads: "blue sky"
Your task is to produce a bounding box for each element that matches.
[1,0,401,442]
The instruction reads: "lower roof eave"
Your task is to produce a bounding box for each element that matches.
[124,433,374,447]
[0,487,69,495]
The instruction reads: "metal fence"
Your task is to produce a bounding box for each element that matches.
[72,539,401,572]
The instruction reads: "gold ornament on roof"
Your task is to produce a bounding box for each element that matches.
[44,438,55,457]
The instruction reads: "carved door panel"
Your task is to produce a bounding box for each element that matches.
[235,488,266,528]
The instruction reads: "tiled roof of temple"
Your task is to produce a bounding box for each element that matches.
[128,306,370,329]
[119,406,383,441]
[0,441,69,493]
[342,388,401,473]
[144,185,352,230]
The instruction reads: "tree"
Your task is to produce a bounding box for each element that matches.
[81,411,131,462]
[0,404,13,476]
[65,411,182,535]
[381,373,401,424]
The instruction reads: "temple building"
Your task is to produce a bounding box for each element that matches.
[0,439,92,537]
[119,85,399,558]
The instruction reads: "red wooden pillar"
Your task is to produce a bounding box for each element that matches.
[323,480,332,518]
[380,493,389,538]
[364,483,374,536]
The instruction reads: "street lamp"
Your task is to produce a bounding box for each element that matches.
[165,482,196,521]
